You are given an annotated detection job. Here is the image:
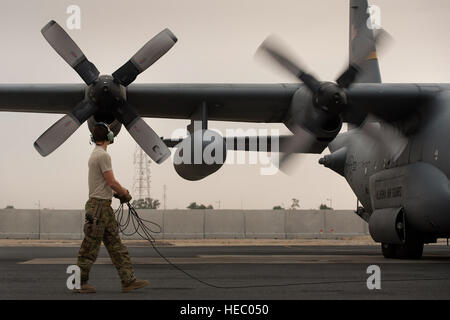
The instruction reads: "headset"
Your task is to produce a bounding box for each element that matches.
[90,122,114,145]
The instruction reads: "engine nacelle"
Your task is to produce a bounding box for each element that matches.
[369,207,405,244]
[285,86,342,145]
[87,116,122,137]
[173,129,227,181]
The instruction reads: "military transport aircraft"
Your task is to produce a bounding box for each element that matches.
[1,0,449,259]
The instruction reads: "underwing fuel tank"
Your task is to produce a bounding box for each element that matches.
[173,130,227,181]
[369,162,450,234]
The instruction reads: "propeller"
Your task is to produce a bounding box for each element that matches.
[278,126,317,173]
[256,29,406,170]
[358,115,408,162]
[112,28,177,86]
[34,100,97,156]
[112,102,171,164]
[41,20,99,85]
[35,20,176,163]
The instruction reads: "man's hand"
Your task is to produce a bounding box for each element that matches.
[114,190,132,204]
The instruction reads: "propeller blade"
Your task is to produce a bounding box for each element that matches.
[336,65,360,89]
[41,20,99,85]
[114,103,170,164]
[278,126,317,172]
[359,117,408,162]
[34,100,97,157]
[112,28,177,86]
[336,29,393,88]
[257,35,321,92]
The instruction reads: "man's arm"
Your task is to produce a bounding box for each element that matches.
[103,170,128,196]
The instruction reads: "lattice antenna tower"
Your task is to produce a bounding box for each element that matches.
[133,144,151,200]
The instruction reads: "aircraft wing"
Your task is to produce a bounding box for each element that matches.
[128,83,438,124]
[127,83,298,122]
[0,83,299,123]
[0,84,85,114]
[0,83,439,123]
[343,83,440,124]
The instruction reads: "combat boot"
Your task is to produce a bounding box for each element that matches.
[73,283,96,293]
[122,279,149,293]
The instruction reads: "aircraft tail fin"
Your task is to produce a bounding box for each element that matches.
[349,0,381,83]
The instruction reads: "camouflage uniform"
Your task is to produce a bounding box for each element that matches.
[77,198,135,285]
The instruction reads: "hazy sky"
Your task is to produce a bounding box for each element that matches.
[1,0,450,210]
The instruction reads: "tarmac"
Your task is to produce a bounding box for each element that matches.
[0,238,449,300]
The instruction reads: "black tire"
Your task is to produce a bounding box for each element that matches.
[395,239,424,259]
[381,240,424,259]
[381,243,397,259]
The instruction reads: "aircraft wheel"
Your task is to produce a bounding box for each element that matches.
[381,243,397,259]
[395,239,424,259]
[381,240,424,259]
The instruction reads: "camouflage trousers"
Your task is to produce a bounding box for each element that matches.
[77,198,135,285]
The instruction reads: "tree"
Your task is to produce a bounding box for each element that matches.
[131,198,161,209]
[290,198,300,210]
[187,202,198,209]
[272,205,284,210]
[187,202,214,210]
[152,199,161,209]
[5,205,14,209]
[320,204,333,210]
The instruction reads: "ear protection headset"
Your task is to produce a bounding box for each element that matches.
[91,122,114,144]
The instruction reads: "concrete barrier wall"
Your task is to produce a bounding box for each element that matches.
[286,210,325,239]
[245,210,286,239]
[0,209,39,239]
[324,211,369,235]
[205,210,245,239]
[163,210,205,239]
[0,209,368,240]
[40,210,84,240]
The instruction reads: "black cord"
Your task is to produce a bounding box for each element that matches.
[114,203,450,289]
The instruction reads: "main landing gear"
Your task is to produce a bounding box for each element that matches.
[381,238,424,259]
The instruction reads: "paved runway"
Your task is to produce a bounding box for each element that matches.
[0,243,449,299]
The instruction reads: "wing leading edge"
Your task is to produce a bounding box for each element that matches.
[0,84,85,114]
[0,83,298,123]
[0,83,442,124]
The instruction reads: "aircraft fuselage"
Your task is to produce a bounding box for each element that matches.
[327,88,450,241]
